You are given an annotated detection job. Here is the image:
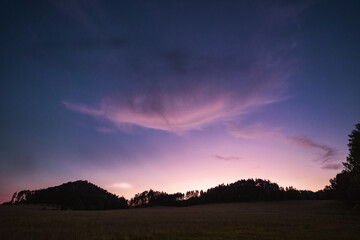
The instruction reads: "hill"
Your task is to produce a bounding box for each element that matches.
[4,180,128,210]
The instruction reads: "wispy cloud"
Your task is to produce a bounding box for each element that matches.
[227,122,339,170]
[95,127,116,134]
[214,155,240,161]
[226,122,282,139]
[284,136,336,163]
[62,101,104,117]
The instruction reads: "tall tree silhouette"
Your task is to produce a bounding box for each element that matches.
[343,124,360,173]
[331,124,360,206]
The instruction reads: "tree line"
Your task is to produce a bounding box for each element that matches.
[129,179,332,208]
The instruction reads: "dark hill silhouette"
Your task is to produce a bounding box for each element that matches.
[5,180,128,210]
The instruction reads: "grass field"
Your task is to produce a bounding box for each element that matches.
[1,200,359,240]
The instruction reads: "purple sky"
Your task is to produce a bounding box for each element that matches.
[1,0,360,202]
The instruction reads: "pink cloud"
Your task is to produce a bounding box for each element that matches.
[102,89,231,132]
[63,90,229,133]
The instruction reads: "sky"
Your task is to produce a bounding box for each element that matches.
[1,0,360,203]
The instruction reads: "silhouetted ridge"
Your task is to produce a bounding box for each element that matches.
[130,178,331,207]
[7,180,128,210]
[5,178,335,209]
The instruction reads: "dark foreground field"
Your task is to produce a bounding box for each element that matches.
[1,200,359,240]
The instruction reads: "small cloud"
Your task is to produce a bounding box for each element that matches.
[322,163,342,170]
[62,100,103,117]
[96,127,116,133]
[108,182,132,189]
[214,155,240,161]
[226,122,281,140]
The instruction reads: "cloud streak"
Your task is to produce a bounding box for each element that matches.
[227,122,340,170]
[284,136,336,163]
[214,155,240,161]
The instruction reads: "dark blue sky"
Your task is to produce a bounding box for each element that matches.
[1,0,359,202]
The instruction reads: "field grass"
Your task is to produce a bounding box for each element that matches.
[1,200,359,240]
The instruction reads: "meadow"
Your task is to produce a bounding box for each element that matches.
[1,200,359,240]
